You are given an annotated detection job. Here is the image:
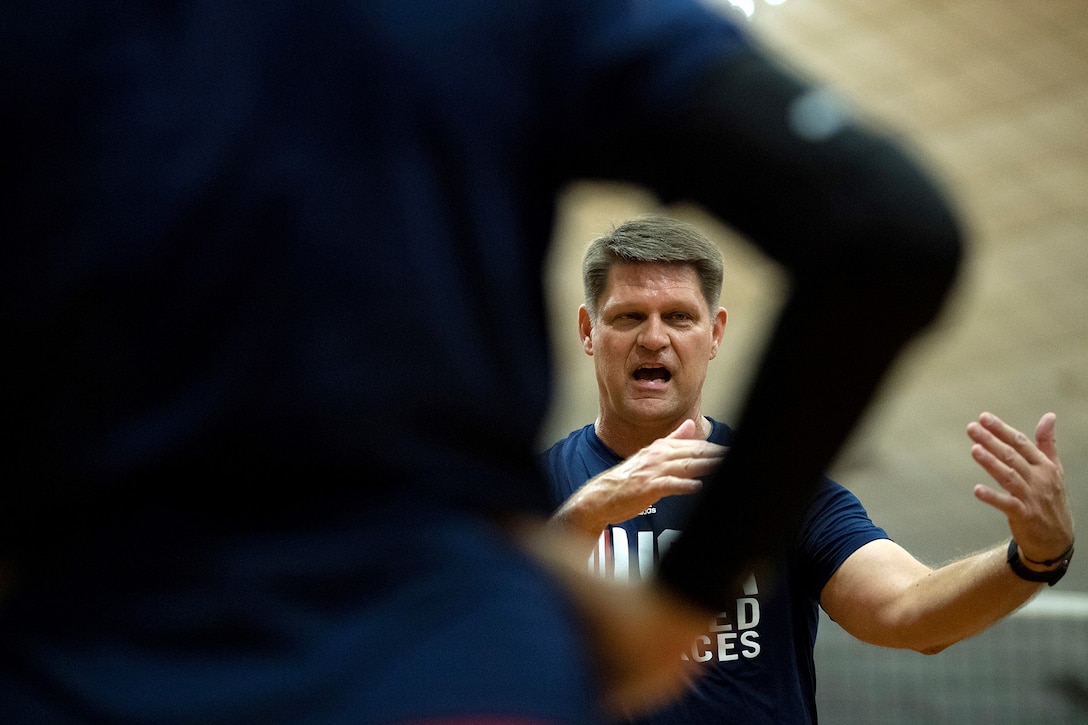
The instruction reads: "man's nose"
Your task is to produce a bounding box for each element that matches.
[638,316,669,350]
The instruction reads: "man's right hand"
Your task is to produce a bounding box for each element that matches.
[549,419,726,543]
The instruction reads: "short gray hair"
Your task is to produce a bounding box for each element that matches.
[582,215,724,317]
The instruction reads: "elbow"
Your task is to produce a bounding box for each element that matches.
[858,628,954,656]
[847,606,962,656]
[915,641,952,656]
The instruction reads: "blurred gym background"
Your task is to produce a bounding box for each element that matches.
[540,1,1088,721]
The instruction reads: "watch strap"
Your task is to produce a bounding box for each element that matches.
[1006,538,1073,587]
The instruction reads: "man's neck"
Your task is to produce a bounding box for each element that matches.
[594,414,711,459]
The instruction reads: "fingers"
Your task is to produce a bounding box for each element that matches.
[972,411,1052,468]
[1034,411,1058,462]
[628,455,717,498]
[651,435,728,459]
[966,412,1038,505]
[967,412,1047,493]
[639,439,725,491]
[600,437,724,519]
[971,481,1016,516]
[557,425,726,535]
[666,418,701,440]
[967,411,1073,557]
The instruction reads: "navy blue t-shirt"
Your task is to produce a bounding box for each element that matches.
[542,421,889,724]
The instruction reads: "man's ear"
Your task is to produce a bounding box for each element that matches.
[578,305,594,356]
[709,307,728,360]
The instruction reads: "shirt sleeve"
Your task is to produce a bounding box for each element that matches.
[797,478,889,597]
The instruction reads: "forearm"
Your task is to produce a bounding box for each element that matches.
[855,543,1045,654]
[548,493,609,555]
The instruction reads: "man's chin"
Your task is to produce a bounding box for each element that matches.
[624,401,681,423]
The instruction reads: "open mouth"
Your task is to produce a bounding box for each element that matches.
[633,366,671,383]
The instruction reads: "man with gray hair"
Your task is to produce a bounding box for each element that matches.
[543,215,1074,723]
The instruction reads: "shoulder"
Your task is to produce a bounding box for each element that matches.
[540,424,595,461]
[807,477,871,520]
[797,477,889,591]
[539,424,612,503]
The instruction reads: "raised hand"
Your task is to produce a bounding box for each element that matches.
[967,411,1074,565]
[551,419,726,541]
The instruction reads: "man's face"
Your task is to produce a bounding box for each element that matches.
[580,261,726,428]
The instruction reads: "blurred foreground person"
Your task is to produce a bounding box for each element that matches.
[1,2,961,723]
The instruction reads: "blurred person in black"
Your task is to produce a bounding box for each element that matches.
[1,1,962,723]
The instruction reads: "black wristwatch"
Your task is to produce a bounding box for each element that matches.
[1006,538,1074,586]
